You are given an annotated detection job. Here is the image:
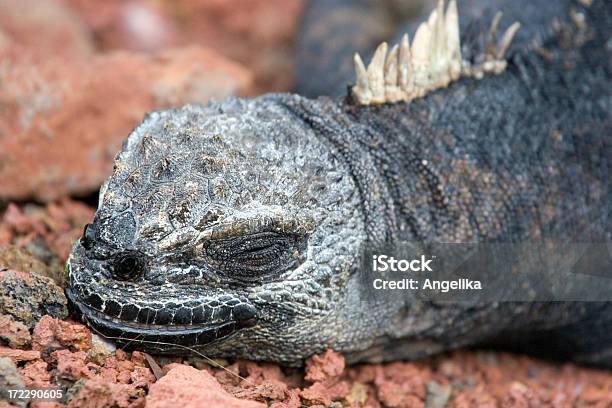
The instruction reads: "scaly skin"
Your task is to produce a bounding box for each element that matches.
[67,0,612,366]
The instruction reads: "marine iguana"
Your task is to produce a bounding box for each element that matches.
[66,0,612,366]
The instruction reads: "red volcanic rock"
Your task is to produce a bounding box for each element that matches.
[0,346,41,362]
[55,320,92,353]
[232,361,290,401]
[300,382,332,406]
[374,362,429,406]
[32,315,61,352]
[30,403,66,408]
[53,349,90,381]
[130,366,157,389]
[305,349,345,383]
[18,360,51,388]
[63,0,304,92]
[452,386,497,408]
[0,47,253,202]
[32,316,91,353]
[0,314,31,348]
[501,382,543,408]
[0,200,95,269]
[0,0,93,60]
[147,364,265,408]
[158,0,304,93]
[300,380,350,406]
[67,377,133,408]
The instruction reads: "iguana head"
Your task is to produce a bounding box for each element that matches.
[66,96,367,364]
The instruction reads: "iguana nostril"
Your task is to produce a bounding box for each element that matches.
[112,252,145,281]
[80,223,96,250]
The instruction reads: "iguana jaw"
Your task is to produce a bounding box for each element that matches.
[65,286,257,353]
[66,243,260,352]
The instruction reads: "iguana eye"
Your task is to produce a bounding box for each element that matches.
[203,232,306,281]
[111,251,145,281]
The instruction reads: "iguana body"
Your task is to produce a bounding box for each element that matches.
[67,0,612,366]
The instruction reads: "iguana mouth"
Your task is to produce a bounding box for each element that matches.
[65,286,259,353]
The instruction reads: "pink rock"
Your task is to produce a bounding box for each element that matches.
[130,351,146,367]
[304,349,346,383]
[374,362,428,404]
[130,366,156,389]
[300,382,332,407]
[232,361,288,400]
[55,320,92,352]
[0,200,95,266]
[32,316,91,352]
[0,346,41,362]
[63,0,303,92]
[269,388,301,408]
[30,403,66,408]
[67,377,132,408]
[52,349,90,381]
[0,0,93,60]
[146,364,265,408]
[32,316,61,351]
[19,360,51,388]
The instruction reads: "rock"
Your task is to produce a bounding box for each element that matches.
[129,351,145,367]
[300,380,349,407]
[0,357,25,407]
[129,366,156,389]
[269,388,301,408]
[452,387,497,408]
[146,365,265,408]
[231,361,289,401]
[31,316,61,352]
[0,346,41,362]
[502,381,543,407]
[100,1,178,53]
[344,382,368,406]
[154,0,303,93]
[0,46,253,202]
[372,362,430,408]
[0,200,95,270]
[0,0,93,61]
[0,270,67,327]
[63,0,304,93]
[86,334,116,366]
[59,0,176,52]
[304,349,345,383]
[0,356,25,385]
[0,245,62,285]
[149,47,254,106]
[18,360,51,388]
[32,316,91,353]
[55,320,91,352]
[425,381,452,408]
[29,403,65,408]
[53,349,90,381]
[300,382,332,407]
[0,314,31,349]
[66,377,133,408]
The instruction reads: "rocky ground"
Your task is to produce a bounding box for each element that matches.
[1,0,612,407]
[1,202,612,407]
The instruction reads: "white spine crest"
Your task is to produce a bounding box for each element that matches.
[352,0,520,105]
